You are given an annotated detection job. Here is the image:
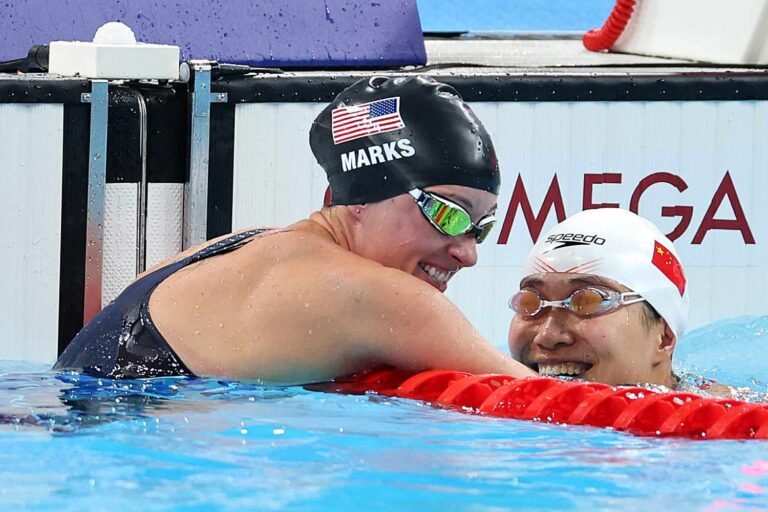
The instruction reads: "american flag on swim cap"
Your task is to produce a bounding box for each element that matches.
[331,97,404,144]
[651,240,687,296]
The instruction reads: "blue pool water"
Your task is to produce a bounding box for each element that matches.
[418,0,616,32]
[1,316,767,511]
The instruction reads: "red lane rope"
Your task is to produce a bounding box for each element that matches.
[320,368,768,440]
[582,0,637,52]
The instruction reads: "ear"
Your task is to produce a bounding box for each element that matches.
[650,320,676,367]
[658,321,676,354]
[346,203,367,219]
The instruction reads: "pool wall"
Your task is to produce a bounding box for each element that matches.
[1,44,767,362]
[3,64,766,362]
[224,73,768,349]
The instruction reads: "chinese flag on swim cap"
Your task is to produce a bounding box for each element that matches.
[651,241,686,296]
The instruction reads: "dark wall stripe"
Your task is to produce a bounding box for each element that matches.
[58,104,90,354]
[102,83,189,184]
[6,71,767,106]
[207,103,236,238]
[0,77,90,103]
[141,83,187,183]
[216,72,768,103]
[106,87,141,183]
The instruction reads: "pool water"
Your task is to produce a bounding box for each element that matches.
[418,0,616,32]
[1,316,767,511]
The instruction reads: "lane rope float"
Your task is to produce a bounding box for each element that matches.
[320,368,768,440]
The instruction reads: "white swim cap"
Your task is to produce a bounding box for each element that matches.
[522,208,689,338]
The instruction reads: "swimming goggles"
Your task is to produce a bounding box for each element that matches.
[409,188,496,243]
[508,287,646,319]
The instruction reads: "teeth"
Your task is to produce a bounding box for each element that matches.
[538,362,589,377]
[420,264,452,284]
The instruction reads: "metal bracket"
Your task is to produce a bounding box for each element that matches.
[81,80,109,325]
[183,60,228,249]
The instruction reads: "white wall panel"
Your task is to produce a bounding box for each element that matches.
[102,183,138,306]
[99,183,183,306]
[232,103,328,230]
[0,104,63,362]
[146,183,183,269]
[231,100,767,348]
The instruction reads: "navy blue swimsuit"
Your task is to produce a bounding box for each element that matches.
[54,229,268,379]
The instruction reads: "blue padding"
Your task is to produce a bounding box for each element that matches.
[1,0,426,68]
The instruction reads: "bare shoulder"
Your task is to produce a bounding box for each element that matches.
[275,233,438,299]
[138,227,271,279]
[257,228,459,328]
[295,247,473,346]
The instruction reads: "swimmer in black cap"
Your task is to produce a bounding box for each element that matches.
[55,75,535,383]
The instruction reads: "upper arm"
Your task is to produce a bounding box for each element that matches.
[336,265,534,378]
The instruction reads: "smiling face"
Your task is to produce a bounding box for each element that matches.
[507,272,676,387]
[353,184,497,292]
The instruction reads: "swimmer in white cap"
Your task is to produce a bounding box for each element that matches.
[507,208,688,387]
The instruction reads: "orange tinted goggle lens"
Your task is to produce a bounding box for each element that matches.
[510,290,541,316]
[570,288,607,316]
[510,288,610,318]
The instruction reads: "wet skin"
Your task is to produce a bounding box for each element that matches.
[147,185,534,383]
[351,185,497,293]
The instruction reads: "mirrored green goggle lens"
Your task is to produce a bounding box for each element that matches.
[422,195,496,243]
[424,200,473,236]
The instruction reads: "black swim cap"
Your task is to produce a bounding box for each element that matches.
[310,75,500,205]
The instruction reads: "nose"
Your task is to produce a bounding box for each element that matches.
[531,310,576,351]
[447,235,478,267]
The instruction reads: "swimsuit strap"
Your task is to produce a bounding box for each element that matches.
[187,228,270,263]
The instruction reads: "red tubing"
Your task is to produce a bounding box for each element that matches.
[582,0,636,52]
[323,368,768,440]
